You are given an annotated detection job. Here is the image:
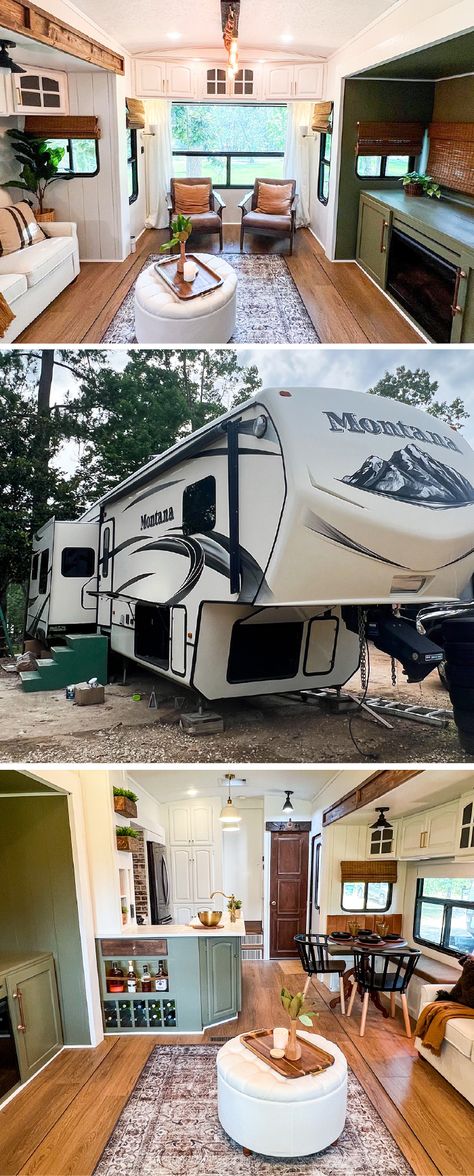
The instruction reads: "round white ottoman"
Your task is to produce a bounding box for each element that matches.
[217,1032,347,1158]
[134,252,237,344]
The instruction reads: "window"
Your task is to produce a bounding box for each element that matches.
[102,526,111,579]
[182,476,216,535]
[39,549,49,595]
[414,876,474,956]
[171,103,288,188]
[341,881,392,912]
[127,128,138,204]
[318,130,331,205]
[356,154,414,179]
[61,547,95,578]
[45,137,99,177]
[31,552,39,582]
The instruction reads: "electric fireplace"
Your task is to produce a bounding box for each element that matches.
[387,227,462,343]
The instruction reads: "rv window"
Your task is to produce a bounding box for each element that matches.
[414,876,474,956]
[182,476,216,535]
[39,549,49,594]
[228,620,304,683]
[61,547,95,578]
[341,881,392,912]
[31,552,39,581]
[102,527,111,579]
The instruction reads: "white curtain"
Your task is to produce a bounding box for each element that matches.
[144,99,173,229]
[283,101,313,228]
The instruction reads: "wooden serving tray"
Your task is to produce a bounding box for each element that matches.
[154,254,223,300]
[241,1029,334,1079]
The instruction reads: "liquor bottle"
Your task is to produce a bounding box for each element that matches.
[127,960,137,993]
[141,964,152,992]
[107,963,125,993]
[155,961,168,991]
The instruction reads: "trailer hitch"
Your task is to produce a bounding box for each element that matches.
[367,614,444,683]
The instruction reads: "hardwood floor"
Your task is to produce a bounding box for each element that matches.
[17,225,424,345]
[1,961,472,1176]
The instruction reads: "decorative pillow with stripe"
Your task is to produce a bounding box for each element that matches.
[0,201,46,256]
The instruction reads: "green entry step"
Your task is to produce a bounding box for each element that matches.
[20,634,108,693]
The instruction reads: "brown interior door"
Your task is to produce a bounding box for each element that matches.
[269,830,309,958]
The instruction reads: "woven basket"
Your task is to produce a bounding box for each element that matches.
[404,182,424,197]
[36,208,56,222]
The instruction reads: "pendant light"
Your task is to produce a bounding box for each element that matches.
[282,790,294,814]
[0,42,25,74]
[219,773,242,824]
[370,807,392,830]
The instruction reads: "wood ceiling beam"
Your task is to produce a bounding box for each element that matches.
[0,1,124,74]
[322,769,421,827]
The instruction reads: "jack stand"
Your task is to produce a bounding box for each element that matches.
[302,688,359,714]
[122,659,127,686]
[180,695,224,735]
[148,690,158,710]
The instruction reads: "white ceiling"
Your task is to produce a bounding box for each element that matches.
[69,0,400,58]
[340,769,474,825]
[128,768,343,804]
[0,27,103,72]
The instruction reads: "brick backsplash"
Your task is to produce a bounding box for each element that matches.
[132,830,150,922]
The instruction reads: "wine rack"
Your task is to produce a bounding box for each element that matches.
[103,996,177,1031]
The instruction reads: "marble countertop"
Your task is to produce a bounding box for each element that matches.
[99,913,246,939]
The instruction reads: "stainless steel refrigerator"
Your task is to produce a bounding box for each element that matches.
[147,840,172,924]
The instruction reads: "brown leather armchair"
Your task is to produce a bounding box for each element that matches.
[239,178,297,254]
[167,177,225,250]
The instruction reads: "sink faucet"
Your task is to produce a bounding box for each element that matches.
[210,890,238,922]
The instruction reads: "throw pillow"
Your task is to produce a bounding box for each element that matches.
[174,183,210,215]
[256,181,293,216]
[0,201,46,256]
[436,954,474,1008]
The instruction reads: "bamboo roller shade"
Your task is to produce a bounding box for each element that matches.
[340,860,398,883]
[126,98,145,130]
[428,122,474,196]
[24,116,101,139]
[355,121,424,157]
[312,101,333,133]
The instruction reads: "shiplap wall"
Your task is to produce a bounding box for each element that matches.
[319,823,407,931]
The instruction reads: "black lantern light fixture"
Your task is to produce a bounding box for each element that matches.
[0,42,25,74]
[282,790,294,815]
[370,807,392,830]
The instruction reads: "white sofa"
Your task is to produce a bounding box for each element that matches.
[415,983,474,1107]
[0,191,79,341]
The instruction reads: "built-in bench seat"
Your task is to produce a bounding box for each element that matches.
[413,954,461,986]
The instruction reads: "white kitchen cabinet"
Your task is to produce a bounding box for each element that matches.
[170,846,194,903]
[0,73,13,115]
[169,805,191,846]
[456,792,474,856]
[169,801,214,846]
[293,63,324,99]
[13,68,68,114]
[399,803,458,858]
[166,63,196,98]
[170,846,215,911]
[193,846,215,903]
[264,64,294,100]
[135,59,165,97]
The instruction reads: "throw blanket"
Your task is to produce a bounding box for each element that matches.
[415,1000,474,1056]
[0,291,15,337]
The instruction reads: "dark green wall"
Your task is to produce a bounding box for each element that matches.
[0,796,90,1045]
[433,75,474,122]
[335,79,435,259]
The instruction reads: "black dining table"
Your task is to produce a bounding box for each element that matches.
[326,935,408,1016]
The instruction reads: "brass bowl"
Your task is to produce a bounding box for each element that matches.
[197,910,222,927]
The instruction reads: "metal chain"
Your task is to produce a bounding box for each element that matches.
[391,656,398,687]
[358,608,368,690]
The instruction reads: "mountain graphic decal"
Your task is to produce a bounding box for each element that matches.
[341,443,474,507]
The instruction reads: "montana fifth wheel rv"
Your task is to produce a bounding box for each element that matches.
[26,387,474,741]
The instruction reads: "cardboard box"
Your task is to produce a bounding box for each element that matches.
[73,681,105,706]
[24,639,43,656]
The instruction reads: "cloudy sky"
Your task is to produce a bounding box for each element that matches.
[48,344,474,470]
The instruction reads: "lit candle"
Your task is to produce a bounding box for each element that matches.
[273,1027,288,1051]
[183,260,197,282]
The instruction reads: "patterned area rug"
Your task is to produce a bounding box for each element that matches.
[94,1045,412,1175]
[102,253,320,344]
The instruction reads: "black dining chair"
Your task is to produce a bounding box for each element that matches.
[347,949,420,1037]
[294,934,346,1014]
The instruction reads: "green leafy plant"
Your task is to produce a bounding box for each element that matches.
[113,786,138,803]
[401,171,441,199]
[115,825,139,838]
[160,213,192,253]
[280,987,318,1027]
[3,129,65,213]
[228,898,242,910]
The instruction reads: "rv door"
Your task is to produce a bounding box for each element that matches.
[98,517,115,629]
[25,517,55,640]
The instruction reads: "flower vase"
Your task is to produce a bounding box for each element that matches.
[177,240,186,275]
[285,1020,302,1062]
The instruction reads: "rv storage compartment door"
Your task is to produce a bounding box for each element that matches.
[135,604,170,669]
[171,607,186,676]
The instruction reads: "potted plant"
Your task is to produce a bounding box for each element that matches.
[228,897,242,923]
[3,129,65,221]
[280,988,318,1062]
[160,213,192,274]
[116,825,140,853]
[401,171,441,199]
[113,786,138,819]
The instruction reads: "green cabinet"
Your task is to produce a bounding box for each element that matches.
[6,955,63,1082]
[199,937,241,1027]
[356,195,391,286]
